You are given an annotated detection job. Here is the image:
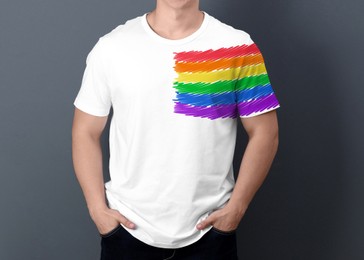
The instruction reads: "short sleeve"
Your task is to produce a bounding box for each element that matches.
[235,37,280,118]
[74,38,111,116]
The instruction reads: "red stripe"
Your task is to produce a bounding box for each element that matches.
[174,44,260,62]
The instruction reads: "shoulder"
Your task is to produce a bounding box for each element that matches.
[96,14,144,47]
[104,15,142,38]
[205,13,254,46]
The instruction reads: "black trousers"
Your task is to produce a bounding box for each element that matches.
[100,225,238,260]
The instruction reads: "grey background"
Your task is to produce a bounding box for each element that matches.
[0,0,363,259]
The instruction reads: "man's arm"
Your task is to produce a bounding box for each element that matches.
[197,110,279,231]
[72,108,135,234]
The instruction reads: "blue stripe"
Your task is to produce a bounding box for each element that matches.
[174,92,235,107]
[173,84,274,107]
[236,84,274,103]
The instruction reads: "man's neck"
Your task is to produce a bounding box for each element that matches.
[147,2,204,40]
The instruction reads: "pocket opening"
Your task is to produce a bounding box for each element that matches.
[99,224,122,238]
[211,226,236,235]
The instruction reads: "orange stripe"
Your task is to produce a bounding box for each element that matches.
[174,55,264,73]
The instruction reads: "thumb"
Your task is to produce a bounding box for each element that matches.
[109,208,136,229]
[196,213,216,230]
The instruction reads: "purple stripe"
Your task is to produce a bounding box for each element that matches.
[174,102,237,120]
[174,94,279,119]
[238,94,280,116]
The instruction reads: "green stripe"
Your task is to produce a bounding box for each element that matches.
[173,74,270,94]
[173,80,235,94]
[236,74,270,91]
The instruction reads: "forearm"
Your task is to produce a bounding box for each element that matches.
[72,132,107,216]
[228,132,278,215]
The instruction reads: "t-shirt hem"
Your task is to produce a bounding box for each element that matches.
[121,225,213,249]
[105,188,214,249]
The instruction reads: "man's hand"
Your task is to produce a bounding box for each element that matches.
[90,206,136,235]
[196,203,247,232]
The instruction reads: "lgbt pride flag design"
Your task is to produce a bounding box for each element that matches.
[172,44,279,120]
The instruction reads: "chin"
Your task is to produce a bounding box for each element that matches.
[161,0,198,9]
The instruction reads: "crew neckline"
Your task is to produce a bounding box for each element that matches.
[141,11,210,45]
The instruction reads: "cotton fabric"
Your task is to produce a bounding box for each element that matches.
[74,12,279,248]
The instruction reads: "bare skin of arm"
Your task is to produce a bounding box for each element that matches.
[197,110,279,231]
[72,108,135,234]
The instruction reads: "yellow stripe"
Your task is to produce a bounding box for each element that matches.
[176,64,267,83]
[240,63,268,78]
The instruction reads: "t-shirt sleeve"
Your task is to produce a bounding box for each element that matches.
[74,38,111,117]
[235,37,280,118]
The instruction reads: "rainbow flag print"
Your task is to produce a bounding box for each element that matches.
[172,44,279,120]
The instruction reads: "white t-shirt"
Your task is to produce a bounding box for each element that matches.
[74,12,280,248]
